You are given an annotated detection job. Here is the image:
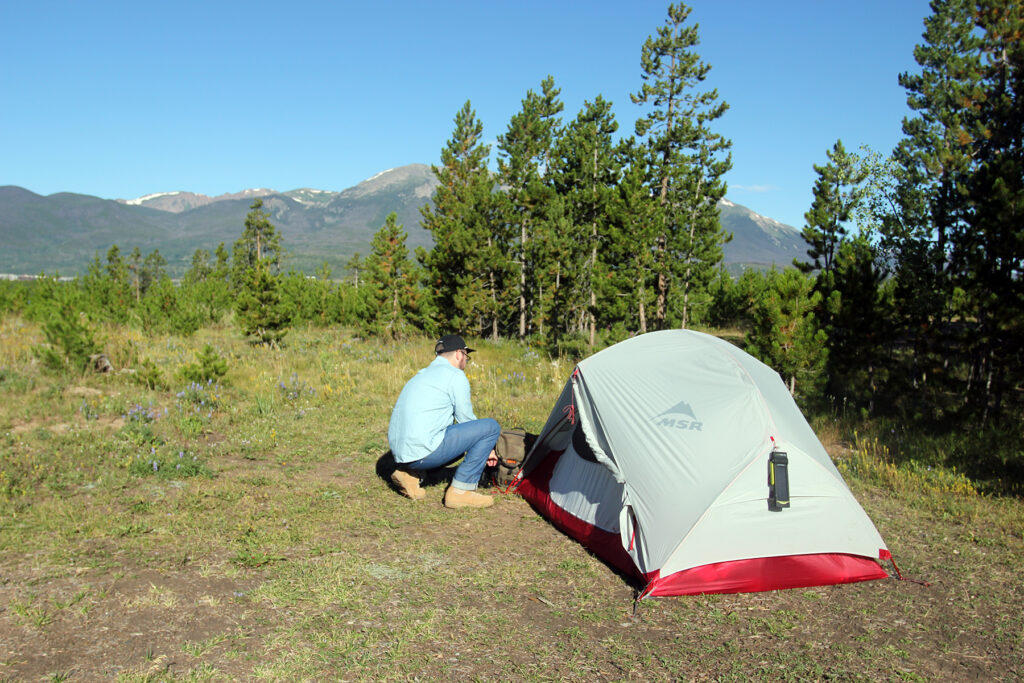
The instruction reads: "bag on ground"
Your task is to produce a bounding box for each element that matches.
[481,428,536,488]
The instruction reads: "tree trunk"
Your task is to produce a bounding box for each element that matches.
[655,250,667,329]
[681,281,689,330]
[589,222,598,347]
[518,219,528,339]
[537,281,544,338]
[392,285,399,332]
[653,62,677,331]
[680,177,704,330]
[489,238,499,341]
[589,148,599,348]
[638,288,647,334]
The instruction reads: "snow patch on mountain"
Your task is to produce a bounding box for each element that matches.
[125,191,182,205]
[364,168,394,183]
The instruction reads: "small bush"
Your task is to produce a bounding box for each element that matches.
[133,357,166,390]
[554,334,594,362]
[32,301,103,374]
[179,344,228,384]
[139,277,203,336]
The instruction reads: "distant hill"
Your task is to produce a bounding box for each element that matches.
[0,164,806,277]
[718,199,807,272]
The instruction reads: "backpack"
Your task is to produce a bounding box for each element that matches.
[481,428,536,489]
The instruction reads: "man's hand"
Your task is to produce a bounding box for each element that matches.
[486,449,498,467]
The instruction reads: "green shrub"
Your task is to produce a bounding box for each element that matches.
[235,264,293,346]
[139,277,203,336]
[31,298,103,374]
[0,280,27,316]
[133,357,166,390]
[178,344,228,384]
[554,334,593,362]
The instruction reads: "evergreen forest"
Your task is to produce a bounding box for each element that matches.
[3,1,1022,490]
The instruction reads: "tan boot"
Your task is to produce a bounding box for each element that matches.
[391,467,425,500]
[443,486,493,509]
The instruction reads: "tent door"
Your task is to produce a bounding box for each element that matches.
[619,503,644,571]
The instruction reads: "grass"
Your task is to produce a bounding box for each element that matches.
[0,315,1022,680]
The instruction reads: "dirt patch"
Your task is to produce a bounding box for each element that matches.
[10,417,68,435]
[67,386,103,398]
[9,414,124,435]
[0,563,262,680]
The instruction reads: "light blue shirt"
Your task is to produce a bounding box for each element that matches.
[388,356,477,463]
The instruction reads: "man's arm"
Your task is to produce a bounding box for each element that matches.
[451,371,477,424]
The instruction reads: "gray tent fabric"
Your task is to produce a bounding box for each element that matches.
[518,330,889,595]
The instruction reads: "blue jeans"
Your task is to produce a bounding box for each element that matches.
[406,419,501,491]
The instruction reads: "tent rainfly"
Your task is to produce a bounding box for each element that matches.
[515,330,891,597]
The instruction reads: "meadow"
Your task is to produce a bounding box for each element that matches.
[1,317,1021,681]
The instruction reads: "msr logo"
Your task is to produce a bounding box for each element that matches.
[654,400,703,431]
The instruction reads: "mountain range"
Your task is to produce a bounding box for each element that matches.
[0,164,806,277]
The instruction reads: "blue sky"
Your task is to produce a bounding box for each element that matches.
[1,0,931,229]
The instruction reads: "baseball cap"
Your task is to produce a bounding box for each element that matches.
[435,334,474,355]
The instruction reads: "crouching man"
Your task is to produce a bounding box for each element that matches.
[387,335,500,508]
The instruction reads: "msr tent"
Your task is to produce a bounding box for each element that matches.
[516,330,890,597]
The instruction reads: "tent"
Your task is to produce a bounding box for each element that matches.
[515,330,890,597]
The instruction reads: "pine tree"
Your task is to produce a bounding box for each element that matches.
[707,266,764,330]
[548,95,621,348]
[797,140,868,280]
[213,242,231,282]
[105,245,128,283]
[118,246,165,304]
[362,213,422,338]
[745,269,827,407]
[81,249,131,323]
[825,235,893,412]
[891,0,1024,425]
[345,253,363,289]
[178,344,229,384]
[181,243,232,325]
[140,276,201,336]
[798,141,891,412]
[234,261,292,346]
[31,284,103,374]
[496,77,564,340]
[232,202,290,344]
[127,247,144,302]
[233,199,283,287]
[527,196,572,348]
[326,280,367,328]
[311,262,334,326]
[632,2,733,330]
[140,249,167,297]
[608,139,659,335]
[419,101,497,335]
[184,248,213,284]
[279,271,319,324]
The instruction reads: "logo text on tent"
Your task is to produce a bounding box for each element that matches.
[654,400,703,431]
